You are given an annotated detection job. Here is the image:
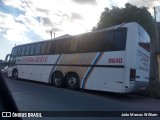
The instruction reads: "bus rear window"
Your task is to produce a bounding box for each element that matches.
[138,26,150,52]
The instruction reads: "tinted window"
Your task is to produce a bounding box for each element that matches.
[139,42,150,52]
[21,46,26,55]
[114,29,127,50]
[48,28,126,54]
[77,30,114,53]
[49,41,57,54]
[61,38,70,54]
[70,37,78,53]
[49,39,70,54]
[47,42,51,54]
[17,47,22,56]
[11,47,17,56]
[30,44,35,55]
[41,42,47,54]
[35,43,41,55]
[55,40,61,54]
[77,34,98,53]
[138,26,150,52]
[102,31,114,51]
[49,40,62,54]
[25,45,30,55]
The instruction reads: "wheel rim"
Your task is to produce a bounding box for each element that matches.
[52,72,64,87]
[68,77,77,86]
[55,76,61,85]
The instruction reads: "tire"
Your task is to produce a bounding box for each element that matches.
[12,70,18,80]
[67,73,79,90]
[52,71,64,87]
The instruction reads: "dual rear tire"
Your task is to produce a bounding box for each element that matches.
[51,72,79,90]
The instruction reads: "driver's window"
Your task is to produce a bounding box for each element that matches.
[9,55,16,67]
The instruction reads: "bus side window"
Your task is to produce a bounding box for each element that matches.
[70,37,78,53]
[61,38,70,54]
[114,29,127,51]
[30,44,35,55]
[17,47,22,56]
[25,45,30,56]
[41,42,47,55]
[90,32,104,52]
[77,35,89,53]
[102,31,114,51]
[35,43,41,55]
[55,40,61,54]
[21,46,26,56]
[47,42,51,54]
[49,41,57,54]
[78,33,101,53]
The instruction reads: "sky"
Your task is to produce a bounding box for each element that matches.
[0,0,160,60]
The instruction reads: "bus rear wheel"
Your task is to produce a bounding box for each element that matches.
[52,71,64,87]
[12,70,18,80]
[67,73,79,90]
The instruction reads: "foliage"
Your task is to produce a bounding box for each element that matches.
[140,81,160,98]
[93,3,155,39]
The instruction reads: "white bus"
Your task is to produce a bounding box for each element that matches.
[5,22,150,93]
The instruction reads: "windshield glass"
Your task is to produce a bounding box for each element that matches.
[11,47,18,56]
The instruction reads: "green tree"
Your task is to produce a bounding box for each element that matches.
[94,3,155,39]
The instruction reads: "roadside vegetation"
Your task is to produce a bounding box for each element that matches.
[139,81,160,98]
[93,3,155,38]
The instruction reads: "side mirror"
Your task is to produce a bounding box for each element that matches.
[5,54,11,63]
[4,54,11,66]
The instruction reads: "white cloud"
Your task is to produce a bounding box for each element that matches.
[2,0,26,11]
[0,12,31,44]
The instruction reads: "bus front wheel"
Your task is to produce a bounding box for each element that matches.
[52,71,64,87]
[12,69,18,80]
[67,72,79,90]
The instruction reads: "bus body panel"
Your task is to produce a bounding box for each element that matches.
[18,65,53,83]
[83,51,125,92]
[123,23,138,92]
[88,67,124,93]
[54,52,98,82]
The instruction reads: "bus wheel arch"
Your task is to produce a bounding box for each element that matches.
[12,69,18,80]
[66,72,80,90]
[51,71,65,87]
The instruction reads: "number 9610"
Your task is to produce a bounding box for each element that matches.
[108,58,122,63]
